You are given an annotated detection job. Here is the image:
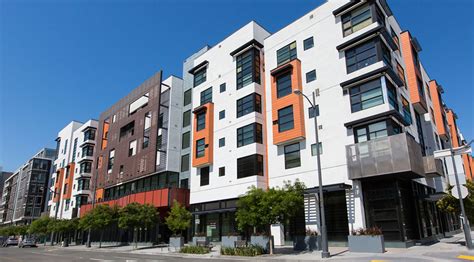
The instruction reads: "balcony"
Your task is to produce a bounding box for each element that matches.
[346,133,425,180]
[423,156,444,177]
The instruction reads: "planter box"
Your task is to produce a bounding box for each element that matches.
[293,235,321,251]
[192,236,210,246]
[169,237,184,250]
[221,236,242,248]
[348,235,385,253]
[250,235,274,254]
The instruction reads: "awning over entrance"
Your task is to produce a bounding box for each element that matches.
[304,183,352,195]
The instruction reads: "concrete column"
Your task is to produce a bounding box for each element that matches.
[347,180,366,234]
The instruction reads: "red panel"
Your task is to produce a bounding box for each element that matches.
[145,191,153,205]
[136,192,145,204]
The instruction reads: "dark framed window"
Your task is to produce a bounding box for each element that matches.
[200,87,212,105]
[416,77,425,97]
[180,179,189,189]
[107,149,115,172]
[346,40,377,73]
[184,89,192,106]
[237,154,264,179]
[415,112,426,156]
[196,138,206,158]
[284,143,301,169]
[278,106,294,132]
[402,96,412,124]
[396,61,406,87]
[219,167,225,177]
[119,121,135,141]
[237,123,263,147]
[386,80,399,111]
[80,161,92,173]
[303,37,314,50]
[220,83,226,93]
[181,154,190,172]
[196,112,206,131]
[194,67,207,87]
[84,129,96,141]
[349,78,384,112]
[306,70,316,83]
[277,41,297,66]
[82,145,94,157]
[158,113,164,128]
[200,166,209,186]
[341,4,372,37]
[311,142,323,156]
[236,93,261,118]
[183,110,191,127]
[182,132,190,149]
[390,27,399,49]
[276,71,292,98]
[219,110,225,120]
[219,137,225,147]
[308,105,319,118]
[236,48,261,89]
[354,119,401,143]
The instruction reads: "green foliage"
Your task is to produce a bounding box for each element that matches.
[28,216,52,236]
[437,180,474,221]
[79,204,117,231]
[165,200,192,236]
[180,245,210,254]
[15,225,29,236]
[0,226,17,236]
[118,203,142,230]
[351,227,383,236]
[220,245,263,256]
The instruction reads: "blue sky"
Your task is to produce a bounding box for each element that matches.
[0,0,472,171]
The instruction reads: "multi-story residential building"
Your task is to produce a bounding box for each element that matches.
[0,148,55,225]
[185,22,271,241]
[48,120,98,220]
[80,72,189,242]
[0,169,13,224]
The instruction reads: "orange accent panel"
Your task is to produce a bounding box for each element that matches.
[192,102,214,167]
[429,80,447,138]
[462,154,472,181]
[95,188,104,201]
[470,156,474,181]
[446,109,460,147]
[271,59,306,145]
[53,168,64,203]
[101,122,110,150]
[400,32,427,113]
[63,163,75,200]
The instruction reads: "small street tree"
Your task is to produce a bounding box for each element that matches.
[165,200,192,237]
[437,180,474,221]
[138,204,159,244]
[118,203,142,249]
[79,204,116,248]
[15,225,30,237]
[28,216,52,245]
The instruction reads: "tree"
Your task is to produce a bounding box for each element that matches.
[79,204,116,248]
[165,200,192,237]
[15,225,29,237]
[28,216,52,245]
[118,203,142,249]
[437,180,474,222]
[0,226,16,237]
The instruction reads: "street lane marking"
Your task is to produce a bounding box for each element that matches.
[371,260,388,262]
[30,251,63,257]
[458,255,474,261]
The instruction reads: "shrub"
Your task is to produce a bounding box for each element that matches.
[220,245,263,256]
[180,245,210,254]
[351,227,382,236]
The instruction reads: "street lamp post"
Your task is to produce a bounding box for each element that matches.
[49,189,59,246]
[86,170,99,248]
[294,90,330,258]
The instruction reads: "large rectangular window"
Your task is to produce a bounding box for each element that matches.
[183,110,191,127]
[415,112,426,156]
[284,143,301,169]
[182,132,190,149]
[84,129,96,141]
[119,121,135,141]
[402,96,412,124]
[303,37,314,50]
[277,41,297,66]
[276,71,292,98]
[354,119,401,143]
[386,81,399,111]
[80,161,92,173]
[200,87,212,105]
[107,149,115,172]
[196,139,206,158]
[82,145,94,157]
[237,123,263,147]
[278,106,294,132]
[237,154,264,179]
[200,166,209,186]
[181,154,190,172]
[349,78,383,112]
[184,89,192,106]
[396,61,406,86]
[128,140,137,156]
[341,4,372,37]
[236,48,261,89]
[196,112,206,131]
[345,39,391,73]
[193,67,207,87]
[236,93,261,118]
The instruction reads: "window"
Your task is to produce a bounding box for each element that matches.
[430,107,436,125]
[417,77,425,97]
[107,149,115,172]
[236,93,261,117]
[237,154,264,179]
[196,139,206,158]
[402,96,412,124]
[184,89,192,106]
[346,40,377,73]
[237,123,263,147]
[194,67,207,87]
[390,26,399,49]
[306,70,316,83]
[354,120,401,143]
[128,140,137,156]
[143,112,151,149]
[63,139,68,155]
[349,78,384,112]
[426,83,431,99]
[180,179,189,189]
[277,41,297,66]
[415,112,426,156]
[196,112,206,131]
[72,138,78,162]
[182,132,190,149]
[200,166,209,186]
[341,4,372,37]
[278,106,294,132]
[119,121,135,141]
[220,83,226,93]
[144,111,152,130]
[82,145,94,157]
[386,81,399,111]
[276,71,292,98]
[183,110,191,127]
[396,62,406,86]
[219,167,225,177]
[181,154,190,172]
[311,142,323,156]
[219,137,225,147]
[129,93,149,115]
[308,105,320,118]
[219,110,225,120]
[80,161,92,174]
[284,143,301,169]
[158,113,164,128]
[84,129,96,141]
[156,135,163,149]
[303,37,314,50]
[236,48,261,89]
[200,87,212,105]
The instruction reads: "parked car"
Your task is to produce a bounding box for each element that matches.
[2,237,18,247]
[18,238,37,248]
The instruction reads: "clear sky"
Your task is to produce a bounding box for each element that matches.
[0,0,473,171]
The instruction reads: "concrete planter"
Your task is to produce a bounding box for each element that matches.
[192,236,210,246]
[293,235,321,251]
[348,235,385,253]
[250,235,274,254]
[169,237,184,250]
[221,236,242,248]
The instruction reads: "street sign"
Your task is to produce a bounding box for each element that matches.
[452,185,469,199]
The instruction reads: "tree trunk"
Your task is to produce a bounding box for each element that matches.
[134,228,137,250]
[99,230,103,248]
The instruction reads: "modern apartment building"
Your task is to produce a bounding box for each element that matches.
[0,148,55,225]
[48,119,98,220]
[0,169,13,223]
